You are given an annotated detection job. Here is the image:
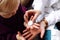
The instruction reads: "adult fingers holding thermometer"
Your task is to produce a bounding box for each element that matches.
[24,9,41,29]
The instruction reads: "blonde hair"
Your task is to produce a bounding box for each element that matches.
[0,0,20,13]
[20,0,30,6]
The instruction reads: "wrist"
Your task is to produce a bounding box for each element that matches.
[43,19,48,29]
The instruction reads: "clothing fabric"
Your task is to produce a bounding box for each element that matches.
[0,5,26,40]
[32,0,60,26]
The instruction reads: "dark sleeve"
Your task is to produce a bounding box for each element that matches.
[0,33,17,40]
[0,23,11,34]
[0,23,17,40]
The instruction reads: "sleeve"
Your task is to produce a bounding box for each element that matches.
[0,23,17,40]
[32,0,49,22]
[32,0,43,10]
[45,10,60,26]
[0,23,11,34]
[32,0,48,12]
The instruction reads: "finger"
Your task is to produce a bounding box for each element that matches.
[24,15,28,23]
[40,28,45,38]
[30,26,34,29]
[16,32,21,40]
[23,28,30,33]
[24,13,28,23]
[28,23,40,29]
[25,10,37,22]
[30,23,40,30]
[26,10,36,13]
[22,31,30,37]
[17,31,21,36]
[33,23,40,27]
[25,10,34,22]
[24,22,27,27]
[24,22,31,29]
[24,33,32,39]
[32,13,38,22]
[24,10,34,23]
[30,16,34,21]
[32,10,40,22]
[28,35,34,40]
[31,24,40,29]
[24,22,29,28]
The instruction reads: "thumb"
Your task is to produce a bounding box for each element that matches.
[17,31,21,36]
[32,13,38,22]
[16,31,21,40]
[40,28,45,38]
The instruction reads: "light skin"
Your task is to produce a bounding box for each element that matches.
[24,9,41,23]
[16,32,25,40]
[17,17,47,40]
[23,19,47,40]
[23,23,41,40]
[23,9,48,39]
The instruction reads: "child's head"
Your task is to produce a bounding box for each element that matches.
[0,0,20,15]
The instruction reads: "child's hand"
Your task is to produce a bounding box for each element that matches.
[16,31,26,40]
[23,19,48,39]
[23,23,45,40]
[22,27,41,40]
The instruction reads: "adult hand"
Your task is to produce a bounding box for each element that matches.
[24,9,40,23]
[23,22,46,40]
